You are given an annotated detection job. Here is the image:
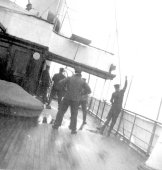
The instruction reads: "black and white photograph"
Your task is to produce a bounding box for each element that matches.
[0,0,162,170]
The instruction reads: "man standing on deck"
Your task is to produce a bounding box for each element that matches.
[80,78,89,125]
[46,68,66,109]
[40,65,51,104]
[97,76,127,136]
[52,67,91,134]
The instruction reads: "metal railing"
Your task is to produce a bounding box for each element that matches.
[88,97,162,156]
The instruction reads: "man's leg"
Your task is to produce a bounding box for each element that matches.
[42,86,48,104]
[81,100,87,124]
[98,109,113,134]
[52,98,69,129]
[46,92,52,106]
[107,114,119,136]
[47,88,57,106]
[57,91,63,110]
[70,101,79,134]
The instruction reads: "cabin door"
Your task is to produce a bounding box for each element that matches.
[10,49,30,87]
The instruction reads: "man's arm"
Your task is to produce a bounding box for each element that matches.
[52,74,56,83]
[122,76,128,91]
[82,82,91,95]
[110,93,114,104]
[57,77,69,89]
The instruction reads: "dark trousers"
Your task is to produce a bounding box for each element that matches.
[41,85,49,104]
[48,89,64,109]
[53,98,79,131]
[102,106,121,134]
[80,100,87,123]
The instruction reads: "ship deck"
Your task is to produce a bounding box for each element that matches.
[0,100,146,170]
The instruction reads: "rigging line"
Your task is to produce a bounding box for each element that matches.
[106,80,112,100]
[114,0,121,84]
[156,97,162,121]
[120,76,133,137]
[100,79,107,100]
[123,76,133,108]
[60,10,67,30]
[92,78,98,97]
[64,0,73,34]
[59,1,67,29]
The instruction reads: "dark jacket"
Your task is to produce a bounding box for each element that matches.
[110,79,127,109]
[58,74,91,101]
[41,69,51,87]
[52,73,66,90]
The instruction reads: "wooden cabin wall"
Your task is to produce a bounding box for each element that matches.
[0,35,47,96]
[0,41,10,81]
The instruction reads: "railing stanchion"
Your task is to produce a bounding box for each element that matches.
[147,122,157,156]
[92,98,96,115]
[96,100,101,117]
[88,97,93,112]
[129,114,137,143]
[146,97,162,155]
[100,101,106,122]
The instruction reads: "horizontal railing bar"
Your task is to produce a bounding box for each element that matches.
[131,134,149,145]
[122,118,135,124]
[133,124,153,134]
[124,109,162,125]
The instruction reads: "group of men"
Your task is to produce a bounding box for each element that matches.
[40,66,66,108]
[40,65,91,134]
[52,67,91,134]
[40,64,128,136]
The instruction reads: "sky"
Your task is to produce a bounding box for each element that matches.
[11,0,162,121]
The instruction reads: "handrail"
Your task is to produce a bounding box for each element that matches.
[124,108,162,125]
[88,97,162,156]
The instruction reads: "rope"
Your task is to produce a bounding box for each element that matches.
[100,79,107,100]
[156,97,162,121]
[64,0,73,35]
[113,0,133,137]
[122,76,133,136]
[114,0,121,84]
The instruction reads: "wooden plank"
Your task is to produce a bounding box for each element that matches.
[0,116,18,152]
[11,118,33,170]
[6,118,28,170]
[33,124,42,170]
[0,117,22,168]
[43,124,52,170]
[39,124,48,170]
[49,127,59,170]
[2,119,26,169]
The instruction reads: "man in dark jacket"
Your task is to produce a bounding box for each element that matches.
[97,76,127,136]
[47,68,66,108]
[80,78,89,125]
[40,65,51,104]
[52,67,91,134]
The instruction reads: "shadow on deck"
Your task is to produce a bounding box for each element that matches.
[0,100,146,170]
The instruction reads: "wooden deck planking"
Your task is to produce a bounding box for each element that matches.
[33,123,42,170]
[0,121,23,168]
[0,116,18,152]
[50,128,60,170]
[0,104,146,170]
[0,117,24,168]
[11,119,30,170]
[6,118,31,170]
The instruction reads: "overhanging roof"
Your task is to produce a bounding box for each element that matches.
[0,1,116,80]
